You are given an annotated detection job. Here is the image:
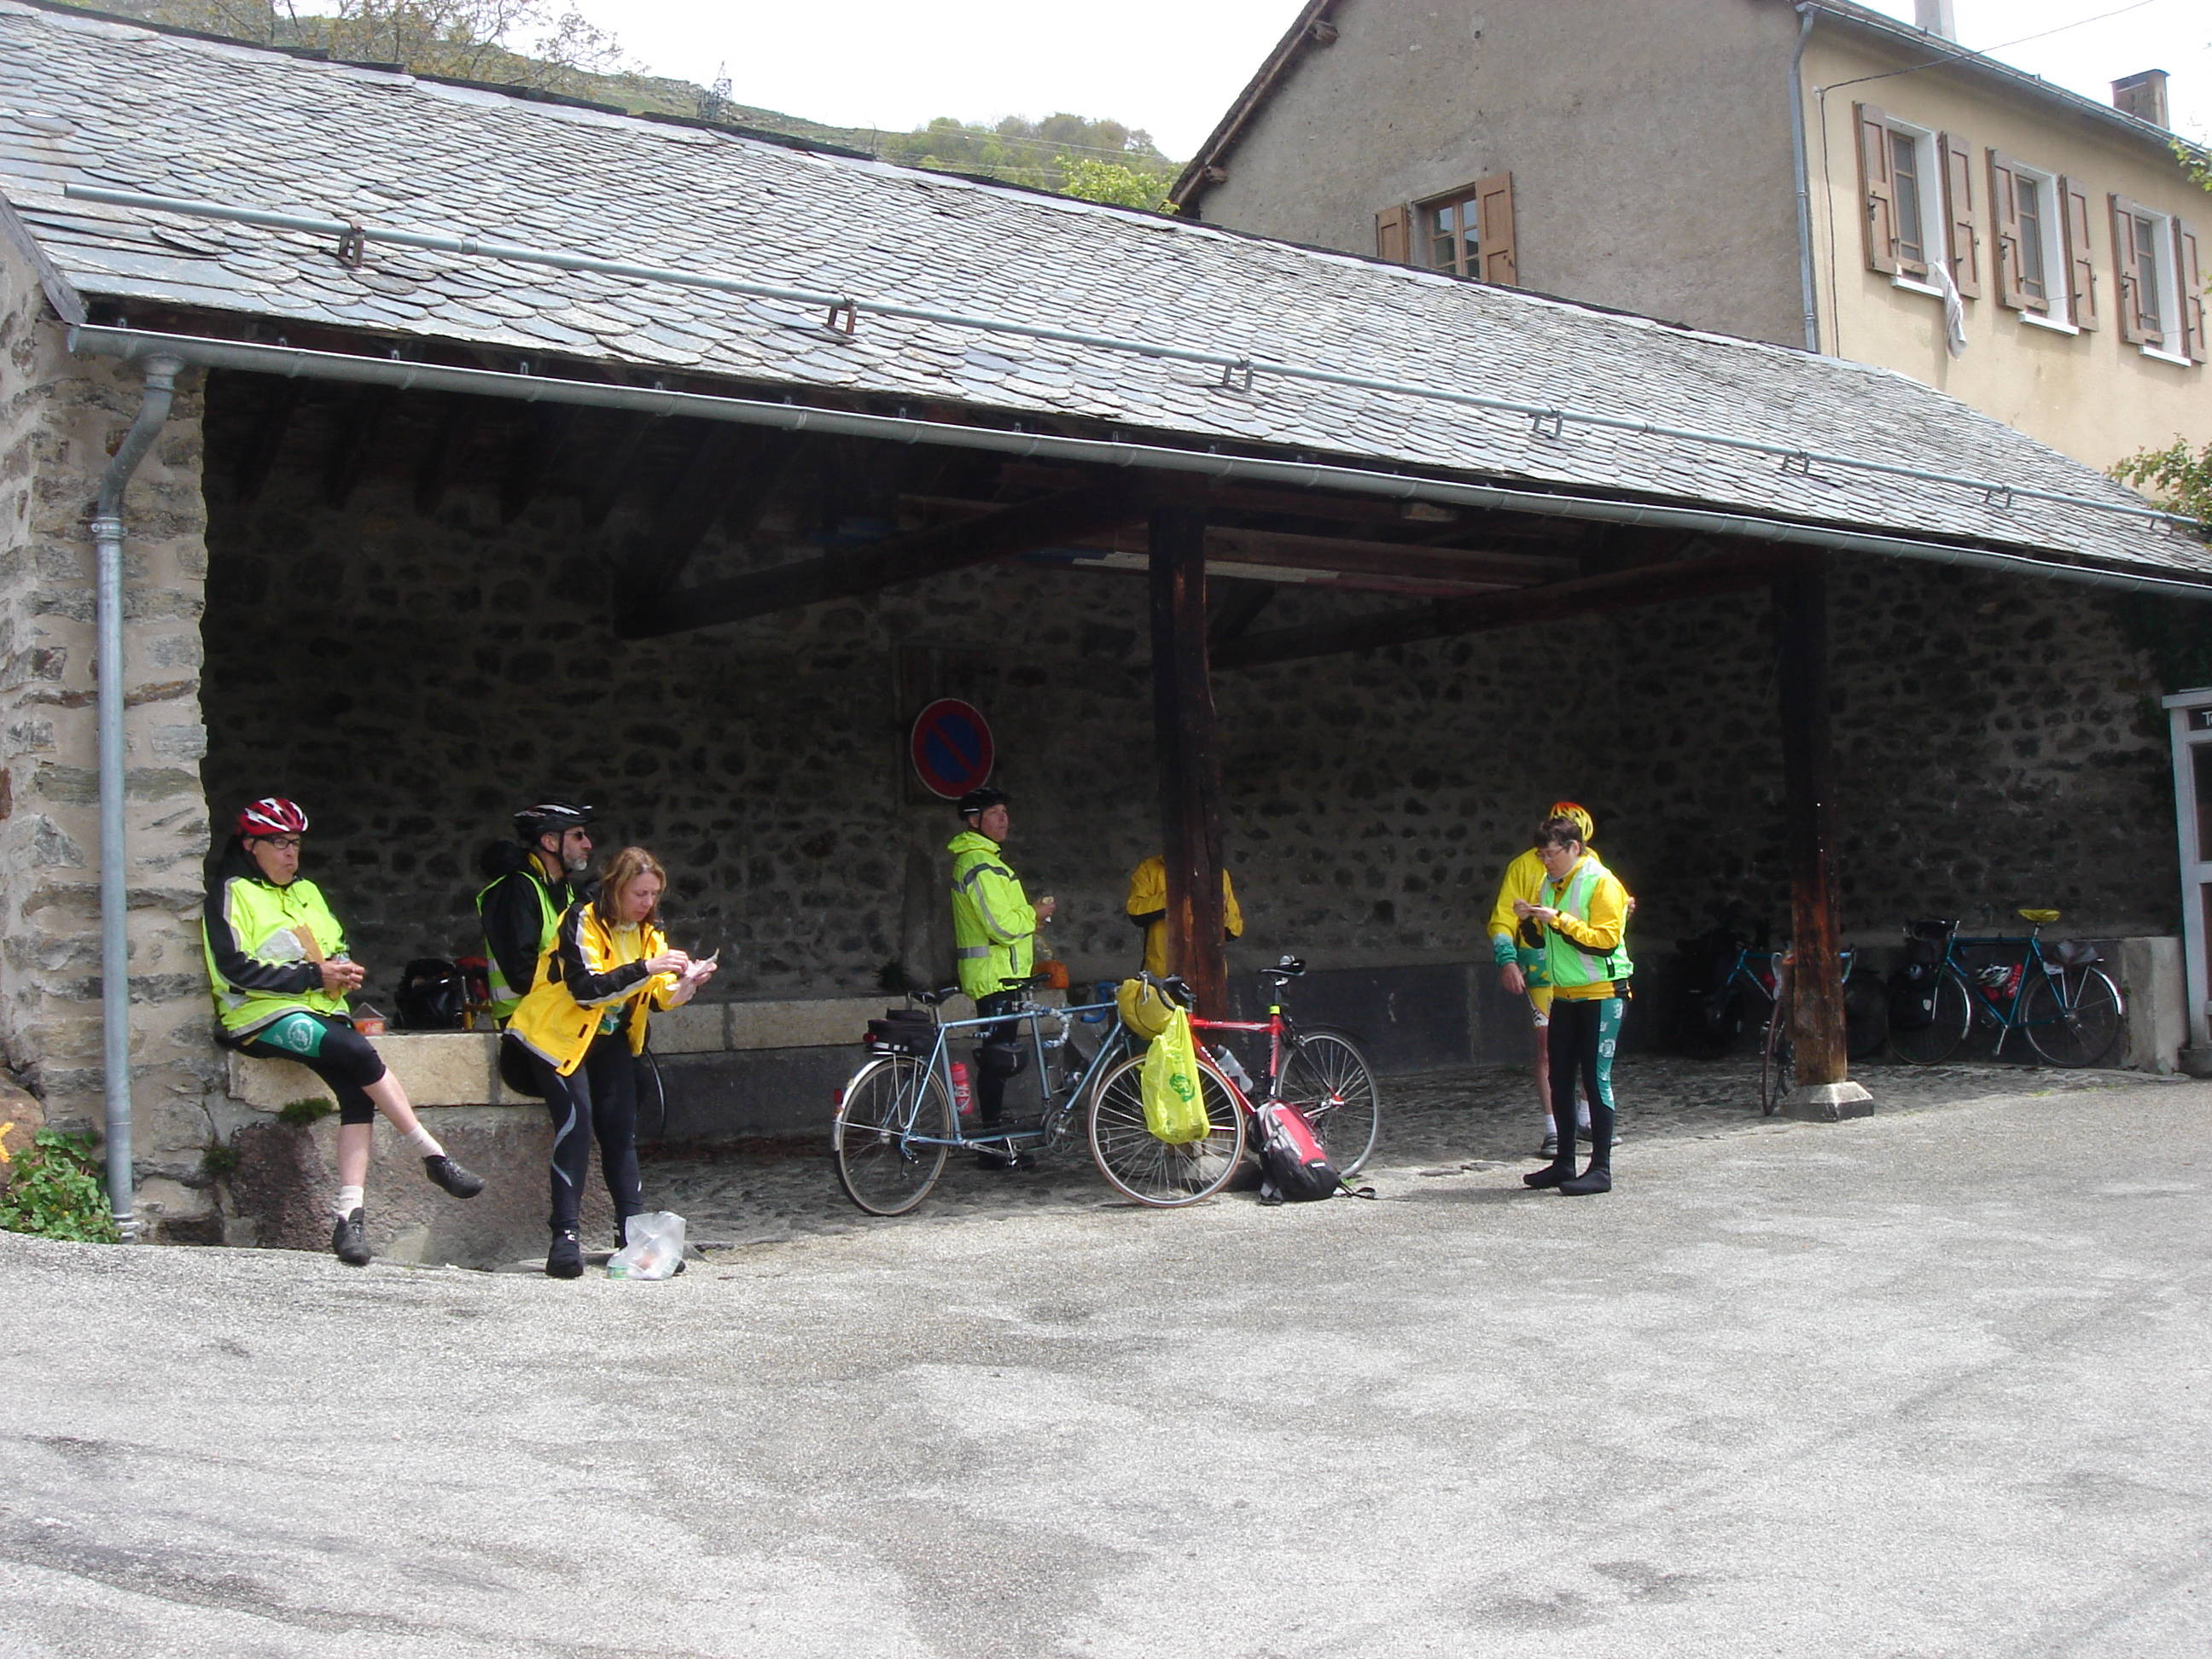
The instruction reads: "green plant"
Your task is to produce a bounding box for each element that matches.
[277,1097,335,1126]
[2112,439,2212,527]
[201,1143,241,1179]
[0,1128,120,1243]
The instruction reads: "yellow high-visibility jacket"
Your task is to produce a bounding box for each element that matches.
[1126,856,1243,978]
[948,829,1037,1000]
[506,899,678,1076]
[1487,842,1602,975]
[201,870,351,1039]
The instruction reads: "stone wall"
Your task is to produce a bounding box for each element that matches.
[193,371,2180,1031]
[0,233,218,1238]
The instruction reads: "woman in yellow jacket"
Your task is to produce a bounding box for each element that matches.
[506,847,717,1277]
[1514,815,1633,1196]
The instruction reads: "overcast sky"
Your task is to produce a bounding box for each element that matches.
[568,0,2209,157]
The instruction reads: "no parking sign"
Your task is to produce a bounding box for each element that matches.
[909,699,994,800]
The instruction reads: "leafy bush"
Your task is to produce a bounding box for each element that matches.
[277,1097,335,1126]
[0,1128,120,1243]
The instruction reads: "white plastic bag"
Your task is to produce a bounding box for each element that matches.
[606,1210,686,1280]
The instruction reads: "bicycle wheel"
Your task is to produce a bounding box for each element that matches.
[2021,966,2123,1068]
[1086,1051,1246,1208]
[1275,1027,1381,1174]
[1889,967,1973,1065]
[1843,971,1889,1061]
[833,1056,951,1216]
[1761,983,1796,1117]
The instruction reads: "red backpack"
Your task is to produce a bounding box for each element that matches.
[1253,1103,1374,1205]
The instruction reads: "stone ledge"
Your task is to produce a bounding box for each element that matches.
[224,991,1033,1109]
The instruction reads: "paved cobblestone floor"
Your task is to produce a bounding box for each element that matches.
[641,1052,2171,1252]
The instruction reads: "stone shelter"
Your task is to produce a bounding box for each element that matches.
[2,0,2208,1246]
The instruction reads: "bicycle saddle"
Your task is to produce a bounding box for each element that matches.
[910,986,961,1007]
[1260,955,1306,986]
[2017,908,2061,925]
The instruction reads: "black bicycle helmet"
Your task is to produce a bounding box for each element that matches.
[954,787,1007,818]
[514,799,595,843]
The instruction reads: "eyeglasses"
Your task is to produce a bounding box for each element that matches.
[257,835,305,851]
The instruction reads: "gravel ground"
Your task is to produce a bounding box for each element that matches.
[643,1052,2162,1252]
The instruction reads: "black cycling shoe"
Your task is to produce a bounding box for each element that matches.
[1559,1168,1613,1196]
[975,1150,1039,1172]
[331,1208,371,1266]
[1522,1166,1572,1190]
[545,1229,585,1278]
[422,1155,485,1199]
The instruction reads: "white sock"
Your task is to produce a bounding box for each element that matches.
[333,1184,364,1220]
[405,1125,445,1159]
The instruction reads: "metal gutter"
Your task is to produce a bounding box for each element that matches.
[67,323,2212,605]
[58,184,2192,532]
[86,349,183,1240]
[1789,4,1822,354]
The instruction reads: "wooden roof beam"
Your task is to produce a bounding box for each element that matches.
[615,482,1143,638]
[1214,546,1790,669]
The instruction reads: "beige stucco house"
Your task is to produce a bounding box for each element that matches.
[1173,0,2207,473]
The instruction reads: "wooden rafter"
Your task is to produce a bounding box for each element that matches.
[615,482,1144,638]
[1214,546,1790,669]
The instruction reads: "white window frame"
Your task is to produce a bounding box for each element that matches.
[1880,119,1950,299]
[2122,205,2191,364]
[2008,160,2075,334]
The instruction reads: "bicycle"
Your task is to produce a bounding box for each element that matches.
[831,973,1166,1215]
[1761,949,1888,1116]
[1091,957,1381,1202]
[1887,911,2124,1068]
[1682,925,1886,1064]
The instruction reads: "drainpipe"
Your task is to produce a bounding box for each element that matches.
[86,352,183,1240]
[1790,3,1822,352]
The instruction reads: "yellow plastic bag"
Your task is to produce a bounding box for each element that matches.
[1138,1006,1208,1145]
[1115,975,1175,1041]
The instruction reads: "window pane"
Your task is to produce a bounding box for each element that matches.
[2017,179,2046,302]
[2134,218,2164,335]
[1890,133,1924,265]
[2192,742,2212,861]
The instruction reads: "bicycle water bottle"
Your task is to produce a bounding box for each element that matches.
[949,1062,976,1119]
[1210,1045,1253,1091]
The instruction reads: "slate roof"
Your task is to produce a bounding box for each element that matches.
[0,0,2198,580]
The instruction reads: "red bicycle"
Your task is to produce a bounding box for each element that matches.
[1083,957,1382,1207]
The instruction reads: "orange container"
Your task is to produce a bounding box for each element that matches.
[1039,959,1070,991]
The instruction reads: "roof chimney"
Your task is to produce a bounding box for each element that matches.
[1914,0,1957,40]
[2111,70,2170,128]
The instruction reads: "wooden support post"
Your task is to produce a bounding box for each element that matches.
[1773,556,1873,1121]
[1150,501,1229,1019]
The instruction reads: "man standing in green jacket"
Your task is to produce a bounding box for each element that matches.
[947,787,1054,1167]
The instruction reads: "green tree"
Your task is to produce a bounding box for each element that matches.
[1057,156,1173,212]
[2113,439,2212,524]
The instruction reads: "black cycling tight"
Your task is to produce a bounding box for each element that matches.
[1546,994,1624,1168]
[529,1037,643,1234]
[236,1011,387,1126]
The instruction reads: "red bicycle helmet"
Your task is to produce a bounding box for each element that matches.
[238,797,310,839]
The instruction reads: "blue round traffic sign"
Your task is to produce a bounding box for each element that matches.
[910,699,994,799]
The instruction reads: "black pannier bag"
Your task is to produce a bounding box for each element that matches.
[979,1039,1027,1079]
[1890,928,1946,1032]
[865,1009,935,1056]
[397,958,467,1031]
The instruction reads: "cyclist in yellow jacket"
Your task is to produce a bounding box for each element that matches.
[947,787,1053,1167]
[1126,854,1243,978]
[1488,800,1596,1159]
[1516,815,1633,1196]
[202,796,483,1266]
[505,845,717,1278]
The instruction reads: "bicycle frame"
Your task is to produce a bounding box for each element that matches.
[1947,929,2064,1055]
[875,995,1126,1155]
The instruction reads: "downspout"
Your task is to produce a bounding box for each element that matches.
[86,351,183,1239]
[1790,3,1822,352]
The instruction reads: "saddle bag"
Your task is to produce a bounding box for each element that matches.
[1889,936,1943,1032]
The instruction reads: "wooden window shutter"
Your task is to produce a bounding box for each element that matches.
[1474,172,1517,285]
[2059,175,2098,330]
[2179,218,2207,363]
[1855,103,1899,274]
[1987,150,2027,309]
[1938,132,1981,297]
[2110,193,2149,344]
[1374,203,1412,265]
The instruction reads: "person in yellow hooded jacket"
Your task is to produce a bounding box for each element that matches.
[1488,800,1597,1160]
[202,796,484,1266]
[1515,816,1633,1196]
[506,846,717,1277]
[1126,854,1243,978]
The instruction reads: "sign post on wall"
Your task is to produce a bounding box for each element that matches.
[2163,688,2212,1074]
[909,698,994,800]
